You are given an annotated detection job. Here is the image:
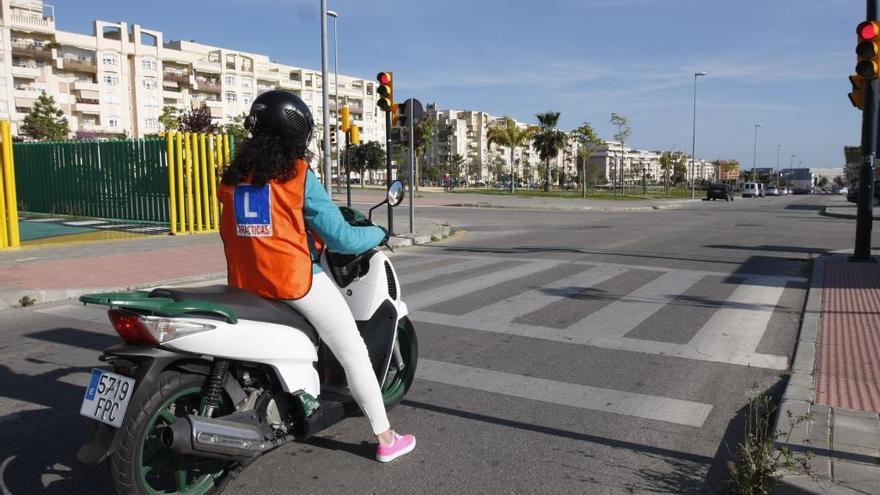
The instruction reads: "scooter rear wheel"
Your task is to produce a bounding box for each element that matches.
[110,371,235,495]
[381,318,418,409]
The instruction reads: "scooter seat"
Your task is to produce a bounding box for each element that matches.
[148,285,319,345]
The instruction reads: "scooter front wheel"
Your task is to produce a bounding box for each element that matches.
[381,318,418,409]
[110,371,235,495]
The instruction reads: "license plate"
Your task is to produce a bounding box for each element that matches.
[80,369,135,428]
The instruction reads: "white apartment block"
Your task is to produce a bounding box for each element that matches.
[0,0,385,146]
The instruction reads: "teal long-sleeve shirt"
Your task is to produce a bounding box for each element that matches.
[303,169,385,273]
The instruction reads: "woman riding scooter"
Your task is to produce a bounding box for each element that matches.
[217,90,416,462]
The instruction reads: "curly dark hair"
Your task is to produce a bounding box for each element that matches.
[221,133,309,187]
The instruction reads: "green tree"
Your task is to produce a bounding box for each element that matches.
[159,105,181,131]
[347,140,384,188]
[609,113,631,195]
[450,153,465,179]
[487,117,538,193]
[222,112,249,146]
[178,106,217,133]
[532,112,567,192]
[414,114,437,190]
[21,92,69,141]
[817,176,830,189]
[570,122,604,198]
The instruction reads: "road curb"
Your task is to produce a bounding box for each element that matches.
[821,205,880,220]
[443,200,696,213]
[1,225,456,310]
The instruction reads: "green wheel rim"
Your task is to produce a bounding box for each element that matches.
[381,323,417,405]
[137,387,231,495]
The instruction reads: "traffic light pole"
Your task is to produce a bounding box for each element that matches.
[385,110,394,234]
[408,100,415,234]
[345,132,352,208]
[854,0,879,261]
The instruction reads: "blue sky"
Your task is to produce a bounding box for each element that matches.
[60,0,858,169]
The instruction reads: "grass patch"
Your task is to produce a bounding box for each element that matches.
[448,187,697,201]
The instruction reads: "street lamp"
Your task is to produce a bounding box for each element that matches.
[320,0,331,193]
[776,144,781,184]
[751,123,762,182]
[327,9,340,194]
[789,154,795,189]
[690,71,707,199]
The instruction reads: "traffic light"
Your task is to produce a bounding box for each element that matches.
[376,72,393,112]
[350,125,360,145]
[340,105,350,133]
[397,101,408,128]
[856,21,880,79]
[391,103,400,127]
[850,74,866,109]
[329,125,337,146]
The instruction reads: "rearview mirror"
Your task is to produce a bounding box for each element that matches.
[388,180,405,207]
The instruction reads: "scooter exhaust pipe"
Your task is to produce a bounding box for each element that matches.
[162,415,266,461]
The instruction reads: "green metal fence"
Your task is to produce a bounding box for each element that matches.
[14,138,171,223]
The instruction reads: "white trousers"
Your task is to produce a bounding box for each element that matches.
[284,271,391,435]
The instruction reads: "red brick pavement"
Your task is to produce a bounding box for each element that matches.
[1,244,226,290]
[815,259,880,412]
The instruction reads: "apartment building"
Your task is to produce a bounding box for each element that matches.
[0,0,385,145]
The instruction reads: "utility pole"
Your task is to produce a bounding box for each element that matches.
[320,0,331,194]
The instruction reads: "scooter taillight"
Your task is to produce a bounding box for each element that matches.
[108,309,160,346]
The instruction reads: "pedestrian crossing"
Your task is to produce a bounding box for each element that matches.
[394,251,799,371]
[37,251,803,428]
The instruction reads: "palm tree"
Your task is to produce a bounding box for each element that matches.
[609,113,631,196]
[570,122,604,198]
[532,112,567,192]
[487,117,537,193]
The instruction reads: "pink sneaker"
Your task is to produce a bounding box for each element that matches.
[376,431,416,462]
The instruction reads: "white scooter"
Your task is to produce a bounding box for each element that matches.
[76,181,417,495]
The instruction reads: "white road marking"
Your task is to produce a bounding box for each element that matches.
[24,218,64,223]
[399,257,501,285]
[62,220,107,226]
[571,269,706,338]
[417,359,713,427]
[461,264,627,321]
[407,260,560,310]
[95,224,135,229]
[126,227,169,232]
[686,276,788,364]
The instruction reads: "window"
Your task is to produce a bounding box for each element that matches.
[241,79,251,90]
[144,96,158,108]
[101,52,118,66]
[145,118,159,129]
[107,116,120,127]
[225,92,236,103]
[104,93,120,105]
[143,78,157,90]
[366,84,373,96]
[102,74,119,86]
[0,102,7,115]
[243,93,253,106]
[224,75,236,86]
[141,58,157,71]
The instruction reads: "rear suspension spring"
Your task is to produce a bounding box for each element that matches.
[202,359,229,417]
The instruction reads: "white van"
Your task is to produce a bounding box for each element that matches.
[743,182,760,198]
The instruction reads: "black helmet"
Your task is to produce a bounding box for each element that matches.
[244,90,314,147]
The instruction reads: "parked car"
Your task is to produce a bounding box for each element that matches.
[742,182,761,198]
[766,185,781,196]
[706,183,735,201]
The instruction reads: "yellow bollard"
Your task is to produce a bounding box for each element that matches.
[0,142,7,248]
[199,133,211,231]
[185,133,195,234]
[175,132,185,234]
[192,133,203,232]
[0,121,19,248]
[207,135,220,230]
[223,134,230,167]
[166,133,178,234]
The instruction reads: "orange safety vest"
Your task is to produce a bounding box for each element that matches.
[218,159,318,300]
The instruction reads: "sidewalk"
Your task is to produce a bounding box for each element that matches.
[775,253,880,494]
[0,218,453,309]
[822,195,880,220]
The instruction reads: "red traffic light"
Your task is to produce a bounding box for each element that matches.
[377,72,392,85]
[859,21,880,40]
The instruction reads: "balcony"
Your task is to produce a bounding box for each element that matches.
[11,43,53,60]
[72,80,99,92]
[13,88,41,99]
[194,80,221,93]
[192,59,221,73]
[62,59,98,74]
[162,90,183,101]
[8,14,55,32]
[74,100,101,114]
[11,65,41,78]
[256,68,279,81]
[278,78,301,90]
[163,70,191,84]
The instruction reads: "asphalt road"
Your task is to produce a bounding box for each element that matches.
[0,194,874,494]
